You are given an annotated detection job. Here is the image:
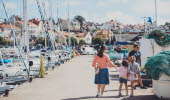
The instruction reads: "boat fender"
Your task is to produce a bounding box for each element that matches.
[29,77,33,82]
[0,74,3,79]
[48,57,51,61]
[4,90,10,97]
[29,61,33,66]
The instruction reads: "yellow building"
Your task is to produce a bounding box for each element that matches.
[95,30,111,40]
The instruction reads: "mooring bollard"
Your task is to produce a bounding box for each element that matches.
[40,55,45,78]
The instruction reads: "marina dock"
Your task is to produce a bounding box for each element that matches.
[0,55,160,100]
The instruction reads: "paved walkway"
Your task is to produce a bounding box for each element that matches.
[0,55,160,100]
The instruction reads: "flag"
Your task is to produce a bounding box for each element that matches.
[147,17,152,23]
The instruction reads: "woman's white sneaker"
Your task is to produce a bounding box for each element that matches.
[95,92,100,98]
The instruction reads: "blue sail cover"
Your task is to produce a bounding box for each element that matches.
[0,59,12,64]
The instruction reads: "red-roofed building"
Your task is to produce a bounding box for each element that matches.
[0,24,20,30]
[28,18,43,37]
[0,23,20,39]
[76,32,92,44]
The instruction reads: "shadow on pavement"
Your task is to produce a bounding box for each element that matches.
[62,95,163,100]
[109,74,119,80]
[121,95,162,100]
[61,96,95,100]
[62,96,120,100]
[105,89,131,92]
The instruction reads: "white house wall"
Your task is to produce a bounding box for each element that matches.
[85,33,92,44]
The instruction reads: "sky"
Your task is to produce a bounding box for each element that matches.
[0,0,170,25]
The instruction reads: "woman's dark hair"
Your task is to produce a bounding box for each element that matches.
[97,45,107,58]
[122,60,128,67]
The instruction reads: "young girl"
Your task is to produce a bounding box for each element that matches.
[116,60,129,96]
[128,56,140,97]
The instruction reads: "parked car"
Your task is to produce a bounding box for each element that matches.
[81,47,97,55]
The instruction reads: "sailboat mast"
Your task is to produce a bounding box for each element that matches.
[13,17,16,48]
[49,0,52,19]
[42,2,47,49]
[23,0,29,53]
[57,0,59,21]
[68,0,71,48]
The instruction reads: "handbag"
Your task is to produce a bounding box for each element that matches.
[95,60,100,74]
[95,67,100,74]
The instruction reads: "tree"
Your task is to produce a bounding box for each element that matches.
[66,37,78,47]
[73,15,85,30]
[0,36,8,45]
[105,39,110,45]
[35,37,45,46]
[92,37,103,45]
[79,39,86,45]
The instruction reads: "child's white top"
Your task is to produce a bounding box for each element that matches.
[116,66,128,79]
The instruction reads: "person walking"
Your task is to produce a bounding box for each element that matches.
[129,43,146,89]
[128,56,140,96]
[92,45,117,97]
[129,43,141,66]
[116,60,129,96]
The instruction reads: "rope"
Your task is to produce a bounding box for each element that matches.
[146,31,170,46]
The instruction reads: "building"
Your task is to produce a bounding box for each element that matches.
[77,32,92,44]
[28,18,43,37]
[94,29,111,40]
[0,23,20,40]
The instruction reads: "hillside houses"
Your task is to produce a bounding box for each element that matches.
[1,14,170,47]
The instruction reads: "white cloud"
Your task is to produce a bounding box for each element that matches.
[158,17,170,25]
[131,0,170,24]
[5,2,16,9]
[80,11,142,25]
[121,0,128,4]
[132,0,170,16]
[97,1,106,7]
[63,0,87,6]
[108,0,128,4]
[105,11,140,24]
